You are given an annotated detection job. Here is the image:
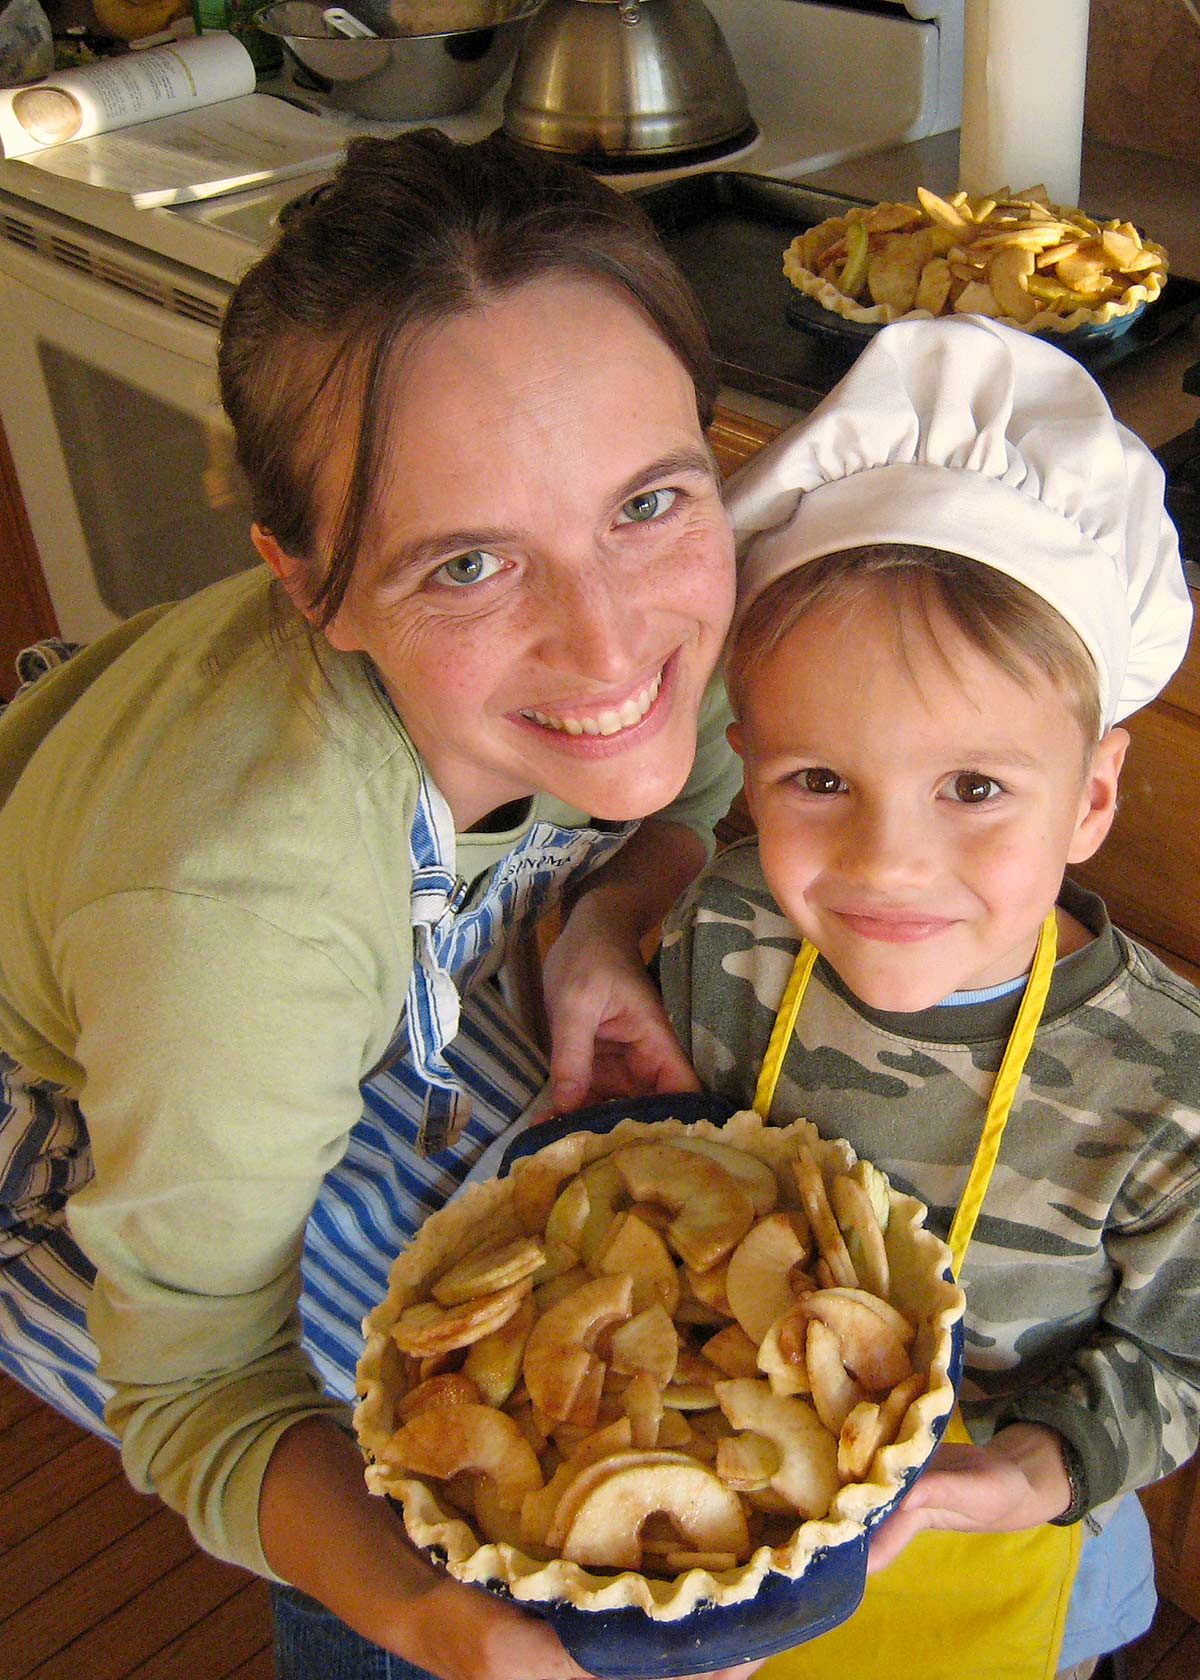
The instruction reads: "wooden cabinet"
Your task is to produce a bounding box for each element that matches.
[1141,1460,1200,1621]
[1069,630,1200,984]
[0,417,57,701]
[707,399,1200,1617]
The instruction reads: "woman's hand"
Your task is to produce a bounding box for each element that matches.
[541,818,707,1114]
[261,1416,592,1680]
[865,1423,1074,1573]
[541,913,700,1112]
[261,1416,768,1680]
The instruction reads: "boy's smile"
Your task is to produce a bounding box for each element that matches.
[732,588,1128,1013]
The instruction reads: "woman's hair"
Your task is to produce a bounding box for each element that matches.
[727,545,1103,745]
[217,129,719,626]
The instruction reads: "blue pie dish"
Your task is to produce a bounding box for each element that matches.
[783,288,1148,362]
[489,1095,964,1677]
[373,1095,965,1679]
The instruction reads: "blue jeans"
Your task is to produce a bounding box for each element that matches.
[271,1584,437,1680]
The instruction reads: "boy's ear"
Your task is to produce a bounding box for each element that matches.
[1066,727,1129,866]
[727,721,756,819]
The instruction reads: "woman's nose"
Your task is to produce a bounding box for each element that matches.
[540,564,648,680]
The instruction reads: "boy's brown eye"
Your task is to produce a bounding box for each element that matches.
[802,768,843,795]
[952,772,999,803]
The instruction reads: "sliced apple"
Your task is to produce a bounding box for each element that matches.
[804,1318,865,1435]
[796,1291,913,1392]
[715,1428,782,1492]
[791,1150,857,1288]
[462,1294,535,1408]
[589,1211,681,1315]
[714,1379,840,1520]
[830,1175,890,1299]
[560,1456,751,1570]
[670,1137,781,1215]
[815,1285,915,1347]
[725,1210,812,1343]
[397,1370,482,1419]
[381,1401,544,1510]
[391,1278,532,1358]
[613,1142,755,1272]
[608,1302,679,1387]
[757,1309,812,1398]
[576,1157,628,1263]
[702,1322,762,1380]
[523,1271,634,1424]
[621,1369,665,1448]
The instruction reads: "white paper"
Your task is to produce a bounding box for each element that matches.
[16,91,345,206]
[959,0,1090,207]
[0,33,255,159]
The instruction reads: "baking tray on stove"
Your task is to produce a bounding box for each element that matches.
[632,172,1200,412]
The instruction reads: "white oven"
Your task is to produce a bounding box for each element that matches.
[0,199,253,641]
[0,0,963,643]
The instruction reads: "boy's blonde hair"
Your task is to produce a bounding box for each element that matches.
[727,544,1103,747]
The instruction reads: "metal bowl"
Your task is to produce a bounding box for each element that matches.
[254,0,541,120]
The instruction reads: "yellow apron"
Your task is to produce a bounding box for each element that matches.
[754,914,1082,1680]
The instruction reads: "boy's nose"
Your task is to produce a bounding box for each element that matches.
[838,802,933,890]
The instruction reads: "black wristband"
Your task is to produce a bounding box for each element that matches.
[1048,1432,1090,1526]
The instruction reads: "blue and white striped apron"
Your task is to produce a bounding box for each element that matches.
[0,753,634,1432]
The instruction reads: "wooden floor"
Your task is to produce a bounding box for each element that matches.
[2,1368,1199,1680]
[1,1373,272,1680]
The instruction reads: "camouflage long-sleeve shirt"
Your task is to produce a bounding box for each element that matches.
[659,838,1200,1515]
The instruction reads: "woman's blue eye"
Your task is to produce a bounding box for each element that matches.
[619,488,677,524]
[948,772,1002,804]
[435,550,502,587]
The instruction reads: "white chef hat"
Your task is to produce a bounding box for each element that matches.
[729,315,1191,728]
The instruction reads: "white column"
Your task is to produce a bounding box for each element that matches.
[958,0,1091,206]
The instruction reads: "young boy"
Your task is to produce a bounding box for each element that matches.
[659,316,1200,1680]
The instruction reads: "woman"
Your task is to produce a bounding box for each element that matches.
[0,132,756,1679]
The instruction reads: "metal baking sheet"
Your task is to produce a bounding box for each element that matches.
[633,172,1200,412]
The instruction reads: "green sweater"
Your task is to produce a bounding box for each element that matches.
[0,566,739,1573]
[660,837,1200,1515]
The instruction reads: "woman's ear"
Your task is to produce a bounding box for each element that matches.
[252,524,365,653]
[1066,726,1130,866]
[252,524,319,623]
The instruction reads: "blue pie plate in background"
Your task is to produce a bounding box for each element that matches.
[783,289,1149,364]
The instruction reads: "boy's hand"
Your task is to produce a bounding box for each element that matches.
[865,1423,1074,1572]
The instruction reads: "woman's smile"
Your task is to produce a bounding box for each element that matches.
[514,648,675,747]
[519,666,663,738]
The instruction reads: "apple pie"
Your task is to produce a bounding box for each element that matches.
[354,1110,965,1620]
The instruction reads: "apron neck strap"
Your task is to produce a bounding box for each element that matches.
[752,911,1060,1278]
[943,911,1057,1272]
